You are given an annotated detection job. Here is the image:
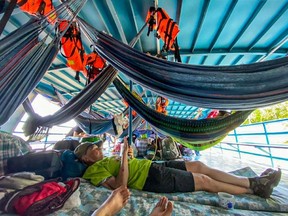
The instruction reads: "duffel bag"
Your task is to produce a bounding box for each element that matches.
[6,150,63,179]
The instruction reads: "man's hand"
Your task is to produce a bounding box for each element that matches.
[123,137,129,155]
[128,146,134,158]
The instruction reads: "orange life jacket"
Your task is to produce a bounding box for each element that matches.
[83,51,106,81]
[17,0,56,24]
[146,7,180,51]
[156,96,169,115]
[59,20,85,79]
[123,100,137,117]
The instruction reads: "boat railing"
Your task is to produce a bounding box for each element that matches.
[216,118,288,168]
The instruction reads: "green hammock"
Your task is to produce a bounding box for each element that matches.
[113,76,253,142]
[173,136,226,151]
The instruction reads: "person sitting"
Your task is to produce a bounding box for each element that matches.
[92,186,173,216]
[74,138,282,199]
[0,131,32,175]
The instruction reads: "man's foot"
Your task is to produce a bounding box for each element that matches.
[149,196,173,216]
[92,186,131,216]
[251,168,282,198]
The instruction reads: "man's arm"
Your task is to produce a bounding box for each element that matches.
[102,137,129,190]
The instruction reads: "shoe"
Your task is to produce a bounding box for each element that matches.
[252,169,282,198]
[260,168,274,177]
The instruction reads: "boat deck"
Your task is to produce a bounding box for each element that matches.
[193,148,288,189]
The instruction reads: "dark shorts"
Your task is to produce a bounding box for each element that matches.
[142,161,195,193]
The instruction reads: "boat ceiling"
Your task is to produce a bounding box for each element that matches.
[2,0,288,118]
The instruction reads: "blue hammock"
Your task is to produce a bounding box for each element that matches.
[92,30,288,110]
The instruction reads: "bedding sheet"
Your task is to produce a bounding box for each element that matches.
[48,167,288,216]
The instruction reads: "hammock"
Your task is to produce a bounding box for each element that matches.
[173,136,226,151]
[55,88,134,136]
[0,0,87,125]
[113,77,252,142]
[22,18,149,136]
[23,66,117,136]
[92,30,288,110]
[75,114,142,138]
[55,87,142,137]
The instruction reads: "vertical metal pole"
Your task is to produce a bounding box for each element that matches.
[154,0,160,55]
[233,129,241,159]
[263,122,274,167]
[128,80,133,145]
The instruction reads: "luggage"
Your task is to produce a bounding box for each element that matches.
[6,150,63,179]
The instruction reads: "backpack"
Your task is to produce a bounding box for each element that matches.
[6,150,63,180]
[60,150,87,181]
[161,137,182,160]
[0,178,80,216]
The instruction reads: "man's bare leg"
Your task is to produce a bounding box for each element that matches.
[185,161,250,188]
[92,186,131,216]
[193,173,253,194]
[186,161,281,198]
[149,196,173,216]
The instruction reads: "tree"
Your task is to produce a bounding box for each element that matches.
[244,101,288,124]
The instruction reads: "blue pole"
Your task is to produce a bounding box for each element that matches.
[128,80,133,146]
[263,122,274,167]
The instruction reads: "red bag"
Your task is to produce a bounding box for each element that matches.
[0,178,80,216]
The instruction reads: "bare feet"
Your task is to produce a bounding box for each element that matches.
[92,186,131,216]
[149,196,173,216]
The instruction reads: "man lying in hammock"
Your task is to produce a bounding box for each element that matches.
[74,138,281,199]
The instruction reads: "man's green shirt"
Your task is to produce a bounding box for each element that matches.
[83,156,152,190]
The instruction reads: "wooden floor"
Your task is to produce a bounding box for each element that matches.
[190,148,288,188]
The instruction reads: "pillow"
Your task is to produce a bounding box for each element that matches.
[61,150,87,180]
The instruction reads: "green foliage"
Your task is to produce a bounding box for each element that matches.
[243,101,288,124]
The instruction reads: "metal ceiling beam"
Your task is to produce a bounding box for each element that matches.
[231,55,244,65]
[175,0,183,24]
[128,0,143,52]
[200,55,207,65]
[170,48,288,56]
[41,77,72,93]
[248,3,288,51]
[229,0,266,51]
[48,72,83,91]
[257,31,288,62]
[91,0,110,33]
[191,0,210,52]
[95,95,156,104]
[106,0,128,44]
[209,0,238,51]
[216,55,226,65]
[268,28,288,49]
